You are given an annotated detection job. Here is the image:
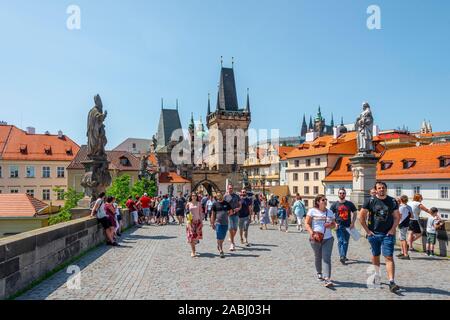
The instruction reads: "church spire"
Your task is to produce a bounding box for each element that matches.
[161,98,164,110]
[207,93,211,115]
[330,113,334,127]
[309,115,313,131]
[341,116,344,126]
[176,99,179,110]
[245,88,250,113]
[189,112,195,132]
[301,114,308,136]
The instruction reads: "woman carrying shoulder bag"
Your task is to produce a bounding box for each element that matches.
[305,194,337,288]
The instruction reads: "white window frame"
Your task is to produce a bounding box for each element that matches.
[440,185,449,199]
[9,165,19,178]
[42,166,51,178]
[412,185,421,196]
[329,185,335,195]
[43,189,51,201]
[26,166,35,178]
[57,167,65,178]
[395,185,403,197]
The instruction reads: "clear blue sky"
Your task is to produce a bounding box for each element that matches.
[1,0,449,148]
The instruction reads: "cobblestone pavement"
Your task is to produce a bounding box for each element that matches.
[18,223,450,300]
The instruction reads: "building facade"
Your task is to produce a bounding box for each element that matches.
[324,143,450,219]
[285,132,357,208]
[67,146,141,193]
[113,138,151,156]
[0,125,80,205]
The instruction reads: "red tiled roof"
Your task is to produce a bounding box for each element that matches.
[278,146,296,160]
[0,194,49,218]
[67,145,140,171]
[0,125,79,161]
[285,132,357,159]
[324,143,450,182]
[148,153,158,167]
[418,131,450,138]
[159,172,191,184]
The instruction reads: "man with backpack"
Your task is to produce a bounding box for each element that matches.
[359,181,401,293]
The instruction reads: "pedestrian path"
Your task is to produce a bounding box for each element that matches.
[18,223,450,300]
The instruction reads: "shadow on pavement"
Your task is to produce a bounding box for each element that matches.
[249,243,278,248]
[239,247,271,252]
[226,253,260,258]
[333,280,371,289]
[124,235,177,240]
[400,286,450,296]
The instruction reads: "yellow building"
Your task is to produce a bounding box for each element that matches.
[0,125,80,206]
[67,145,141,193]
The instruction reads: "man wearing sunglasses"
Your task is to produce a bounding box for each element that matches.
[330,188,357,265]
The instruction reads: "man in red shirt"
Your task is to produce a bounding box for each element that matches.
[139,193,152,225]
[126,196,139,225]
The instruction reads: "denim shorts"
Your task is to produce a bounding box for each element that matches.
[216,224,228,240]
[367,233,395,257]
[228,215,239,230]
[143,207,150,217]
[238,217,250,231]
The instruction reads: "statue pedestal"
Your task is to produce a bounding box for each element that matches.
[77,195,93,209]
[350,153,379,208]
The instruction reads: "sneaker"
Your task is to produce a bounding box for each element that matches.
[112,242,119,247]
[389,281,400,293]
[229,244,235,252]
[430,252,435,257]
[340,257,346,265]
[396,253,404,258]
[316,273,324,282]
[399,255,411,260]
[324,280,335,288]
[245,242,250,247]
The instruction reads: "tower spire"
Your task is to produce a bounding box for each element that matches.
[330,113,334,127]
[207,93,211,115]
[220,56,223,68]
[245,88,250,113]
[161,98,164,110]
[341,116,344,126]
[301,114,308,136]
[176,99,179,110]
[232,56,234,69]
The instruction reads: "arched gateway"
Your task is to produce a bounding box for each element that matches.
[191,179,221,195]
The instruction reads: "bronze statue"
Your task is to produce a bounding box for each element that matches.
[355,102,374,154]
[87,95,108,159]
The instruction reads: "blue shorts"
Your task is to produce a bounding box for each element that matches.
[228,215,239,230]
[161,210,169,217]
[368,233,396,257]
[143,208,150,217]
[216,224,228,241]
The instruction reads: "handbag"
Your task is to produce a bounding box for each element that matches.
[311,211,328,243]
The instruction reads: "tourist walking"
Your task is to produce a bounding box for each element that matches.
[329,188,358,265]
[268,195,279,226]
[139,193,151,225]
[224,184,241,252]
[408,194,431,252]
[186,192,203,257]
[175,192,187,225]
[398,195,413,260]
[305,195,336,288]
[238,189,253,246]
[160,195,170,225]
[426,207,444,256]
[359,181,401,293]
[278,196,290,232]
[210,192,232,258]
[206,196,215,221]
[259,194,270,230]
[126,195,139,226]
[252,194,261,224]
[135,195,144,225]
[201,194,209,222]
[170,196,177,223]
[292,194,307,232]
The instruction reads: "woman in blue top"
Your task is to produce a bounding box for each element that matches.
[292,194,307,232]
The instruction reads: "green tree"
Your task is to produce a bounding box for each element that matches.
[131,177,157,198]
[106,174,131,207]
[48,187,84,225]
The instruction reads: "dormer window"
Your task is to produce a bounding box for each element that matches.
[346,163,352,172]
[439,156,450,168]
[381,161,393,170]
[402,159,416,169]
[119,156,131,166]
[44,146,52,155]
[65,147,73,156]
[19,144,27,154]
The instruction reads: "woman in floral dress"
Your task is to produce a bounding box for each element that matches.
[186,192,204,257]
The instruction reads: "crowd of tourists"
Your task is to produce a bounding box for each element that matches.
[90,181,446,294]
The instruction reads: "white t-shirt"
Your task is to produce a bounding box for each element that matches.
[399,204,412,225]
[94,198,106,219]
[426,217,439,234]
[410,201,421,221]
[307,208,335,240]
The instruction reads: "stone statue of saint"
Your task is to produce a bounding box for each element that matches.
[87,95,108,159]
[151,134,158,152]
[355,102,374,154]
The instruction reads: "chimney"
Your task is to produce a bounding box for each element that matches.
[373,125,380,137]
[45,131,50,135]
[26,127,36,134]
[305,131,318,142]
[58,130,64,138]
[333,127,341,139]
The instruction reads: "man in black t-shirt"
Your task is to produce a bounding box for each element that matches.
[330,188,357,265]
[238,189,253,247]
[359,181,401,293]
[175,193,186,225]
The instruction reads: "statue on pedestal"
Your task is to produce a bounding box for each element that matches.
[355,102,374,155]
[81,95,112,204]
